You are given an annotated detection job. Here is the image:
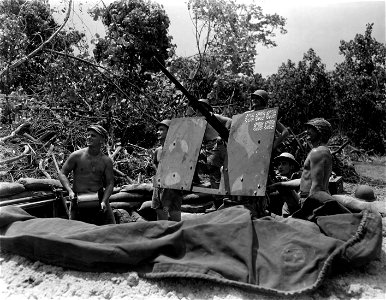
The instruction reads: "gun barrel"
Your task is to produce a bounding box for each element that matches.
[153,57,229,141]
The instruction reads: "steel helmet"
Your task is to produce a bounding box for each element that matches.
[251,90,269,105]
[274,152,300,170]
[354,185,377,202]
[156,119,171,129]
[305,118,332,143]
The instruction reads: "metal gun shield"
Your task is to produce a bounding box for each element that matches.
[222,108,278,196]
[155,117,207,191]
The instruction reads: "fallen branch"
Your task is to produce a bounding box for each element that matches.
[332,140,350,155]
[39,159,51,179]
[113,167,134,184]
[0,0,73,78]
[0,145,30,166]
[110,146,122,160]
[22,133,41,144]
[0,122,30,143]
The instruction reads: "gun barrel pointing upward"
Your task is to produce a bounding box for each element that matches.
[152,56,229,141]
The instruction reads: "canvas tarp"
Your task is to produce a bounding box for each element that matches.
[0,204,382,296]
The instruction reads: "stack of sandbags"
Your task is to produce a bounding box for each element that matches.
[110,183,154,211]
[1,178,62,201]
[17,177,62,191]
[181,192,215,213]
[0,182,26,201]
[136,191,216,220]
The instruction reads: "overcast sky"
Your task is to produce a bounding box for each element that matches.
[51,0,385,77]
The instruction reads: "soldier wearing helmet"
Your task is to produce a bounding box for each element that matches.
[268,117,333,217]
[250,90,289,150]
[152,119,183,221]
[274,152,300,180]
[191,99,232,209]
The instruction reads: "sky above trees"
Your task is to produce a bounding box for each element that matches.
[50,0,385,77]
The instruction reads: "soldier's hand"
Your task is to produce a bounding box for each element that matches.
[100,202,107,212]
[68,191,76,201]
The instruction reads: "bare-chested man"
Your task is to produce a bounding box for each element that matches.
[58,124,116,224]
[268,118,333,216]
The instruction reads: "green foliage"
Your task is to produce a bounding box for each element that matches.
[332,24,385,154]
[268,49,335,132]
[162,0,286,116]
[91,0,174,74]
[0,0,86,94]
[188,0,286,75]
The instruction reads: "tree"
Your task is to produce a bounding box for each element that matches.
[162,0,286,117]
[188,0,286,76]
[0,0,85,95]
[92,0,174,75]
[268,49,334,133]
[332,23,386,154]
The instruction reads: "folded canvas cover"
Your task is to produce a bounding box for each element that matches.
[0,203,381,296]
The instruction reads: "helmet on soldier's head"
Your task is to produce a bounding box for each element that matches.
[274,152,300,170]
[198,99,214,112]
[156,119,171,129]
[354,185,377,202]
[305,118,332,143]
[251,90,269,106]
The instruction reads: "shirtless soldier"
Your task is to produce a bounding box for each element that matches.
[58,124,116,224]
[268,118,333,216]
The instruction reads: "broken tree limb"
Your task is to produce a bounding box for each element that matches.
[110,146,122,160]
[39,159,51,179]
[0,122,30,143]
[0,145,30,166]
[332,140,350,155]
[113,168,134,184]
[22,133,41,143]
[0,0,73,78]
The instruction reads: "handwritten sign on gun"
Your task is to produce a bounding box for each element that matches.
[222,108,278,196]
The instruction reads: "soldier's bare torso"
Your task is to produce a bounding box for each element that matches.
[64,148,109,194]
[300,145,332,196]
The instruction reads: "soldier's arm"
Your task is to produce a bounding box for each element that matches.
[268,178,301,191]
[273,121,289,150]
[309,148,331,195]
[100,157,114,210]
[58,152,78,200]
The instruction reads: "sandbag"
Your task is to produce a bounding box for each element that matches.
[182,192,214,205]
[332,194,386,215]
[17,178,62,191]
[120,183,153,194]
[109,192,150,202]
[181,201,214,213]
[0,190,53,201]
[137,200,157,221]
[110,202,142,210]
[0,182,25,198]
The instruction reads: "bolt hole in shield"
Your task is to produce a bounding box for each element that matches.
[155,108,278,197]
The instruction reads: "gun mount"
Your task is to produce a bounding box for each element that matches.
[152,56,229,141]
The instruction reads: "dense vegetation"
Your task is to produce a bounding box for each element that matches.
[1,0,385,161]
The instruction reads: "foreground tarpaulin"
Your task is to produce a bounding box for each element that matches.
[0,205,382,296]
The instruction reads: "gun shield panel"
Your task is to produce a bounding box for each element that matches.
[223,108,278,196]
[155,117,206,191]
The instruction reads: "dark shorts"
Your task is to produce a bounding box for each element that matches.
[151,187,183,212]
